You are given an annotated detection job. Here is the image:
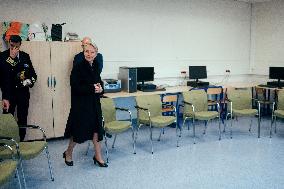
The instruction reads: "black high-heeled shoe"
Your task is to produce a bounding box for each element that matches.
[93,156,108,167]
[63,151,74,166]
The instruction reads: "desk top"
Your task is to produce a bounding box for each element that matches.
[104,86,191,98]
[104,82,283,98]
[255,85,284,91]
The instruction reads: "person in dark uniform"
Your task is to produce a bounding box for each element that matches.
[73,37,103,73]
[0,35,37,141]
[63,42,107,167]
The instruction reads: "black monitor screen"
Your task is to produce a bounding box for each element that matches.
[269,67,284,80]
[137,67,154,82]
[189,66,207,80]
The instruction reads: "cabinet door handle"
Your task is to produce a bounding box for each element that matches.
[53,77,56,88]
[50,76,53,88]
[47,77,50,87]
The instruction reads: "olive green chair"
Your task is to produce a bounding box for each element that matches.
[0,143,22,189]
[226,88,261,138]
[271,90,284,137]
[101,98,135,162]
[0,114,54,188]
[135,94,178,154]
[181,90,221,144]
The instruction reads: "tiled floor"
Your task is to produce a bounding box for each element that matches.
[1,117,284,189]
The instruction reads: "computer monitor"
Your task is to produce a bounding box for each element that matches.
[269,67,284,80]
[189,66,207,82]
[136,67,154,83]
[269,67,284,87]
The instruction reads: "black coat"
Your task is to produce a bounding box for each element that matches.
[64,58,104,143]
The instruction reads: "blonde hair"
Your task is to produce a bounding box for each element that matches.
[84,43,98,52]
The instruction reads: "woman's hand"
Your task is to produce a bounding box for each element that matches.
[2,99,10,111]
[94,83,103,93]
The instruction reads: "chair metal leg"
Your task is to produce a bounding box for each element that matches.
[132,128,136,154]
[112,134,117,148]
[135,125,140,141]
[134,124,141,155]
[203,121,207,135]
[85,141,91,155]
[188,120,190,130]
[182,117,190,133]
[223,122,226,133]
[180,123,182,138]
[258,104,261,138]
[181,119,187,137]
[230,113,233,139]
[15,167,22,189]
[176,121,179,147]
[158,129,163,141]
[249,118,252,132]
[19,158,27,189]
[193,118,196,144]
[149,125,153,154]
[218,117,221,140]
[224,113,231,133]
[104,134,109,163]
[274,117,277,134]
[270,114,274,138]
[14,146,26,189]
[45,146,54,181]
[135,124,142,141]
[179,120,183,138]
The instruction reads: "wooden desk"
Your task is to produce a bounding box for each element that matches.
[255,86,284,91]
[223,82,260,90]
[104,86,191,98]
[105,82,269,98]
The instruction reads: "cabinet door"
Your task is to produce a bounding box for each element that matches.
[50,42,81,137]
[21,41,55,139]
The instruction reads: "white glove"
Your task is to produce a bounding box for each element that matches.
[22,79,32,86]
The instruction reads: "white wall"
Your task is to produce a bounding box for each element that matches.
[251,0,284,78]
[0,0,251,85]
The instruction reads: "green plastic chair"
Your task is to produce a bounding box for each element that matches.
[0,114,54,188]
[101,98,135,162]
[226,88,260,138]
[271,90,284,137]
[135,94,178,154]
[181,90,221,144]
[0,143,22,189]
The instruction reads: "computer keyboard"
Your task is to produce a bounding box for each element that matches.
[258,84,278,88]
[141,88,156,92]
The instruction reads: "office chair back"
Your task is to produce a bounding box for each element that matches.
[136,95,162,121]
[101,98,116,123]
[182,90,208,116]
[255,86,266,101]
[0,114,20,144]
[227,88,252,110]
[278,90,284,110]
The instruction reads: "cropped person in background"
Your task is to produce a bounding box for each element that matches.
[0,35,37,141]
[73,36,103,73]
[64,42,107,167]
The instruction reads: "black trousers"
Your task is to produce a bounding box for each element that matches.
[3,89,30,141]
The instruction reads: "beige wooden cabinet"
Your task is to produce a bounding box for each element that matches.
[21,41,81,139]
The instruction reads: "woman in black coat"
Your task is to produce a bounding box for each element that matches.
[63,43,107,167]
